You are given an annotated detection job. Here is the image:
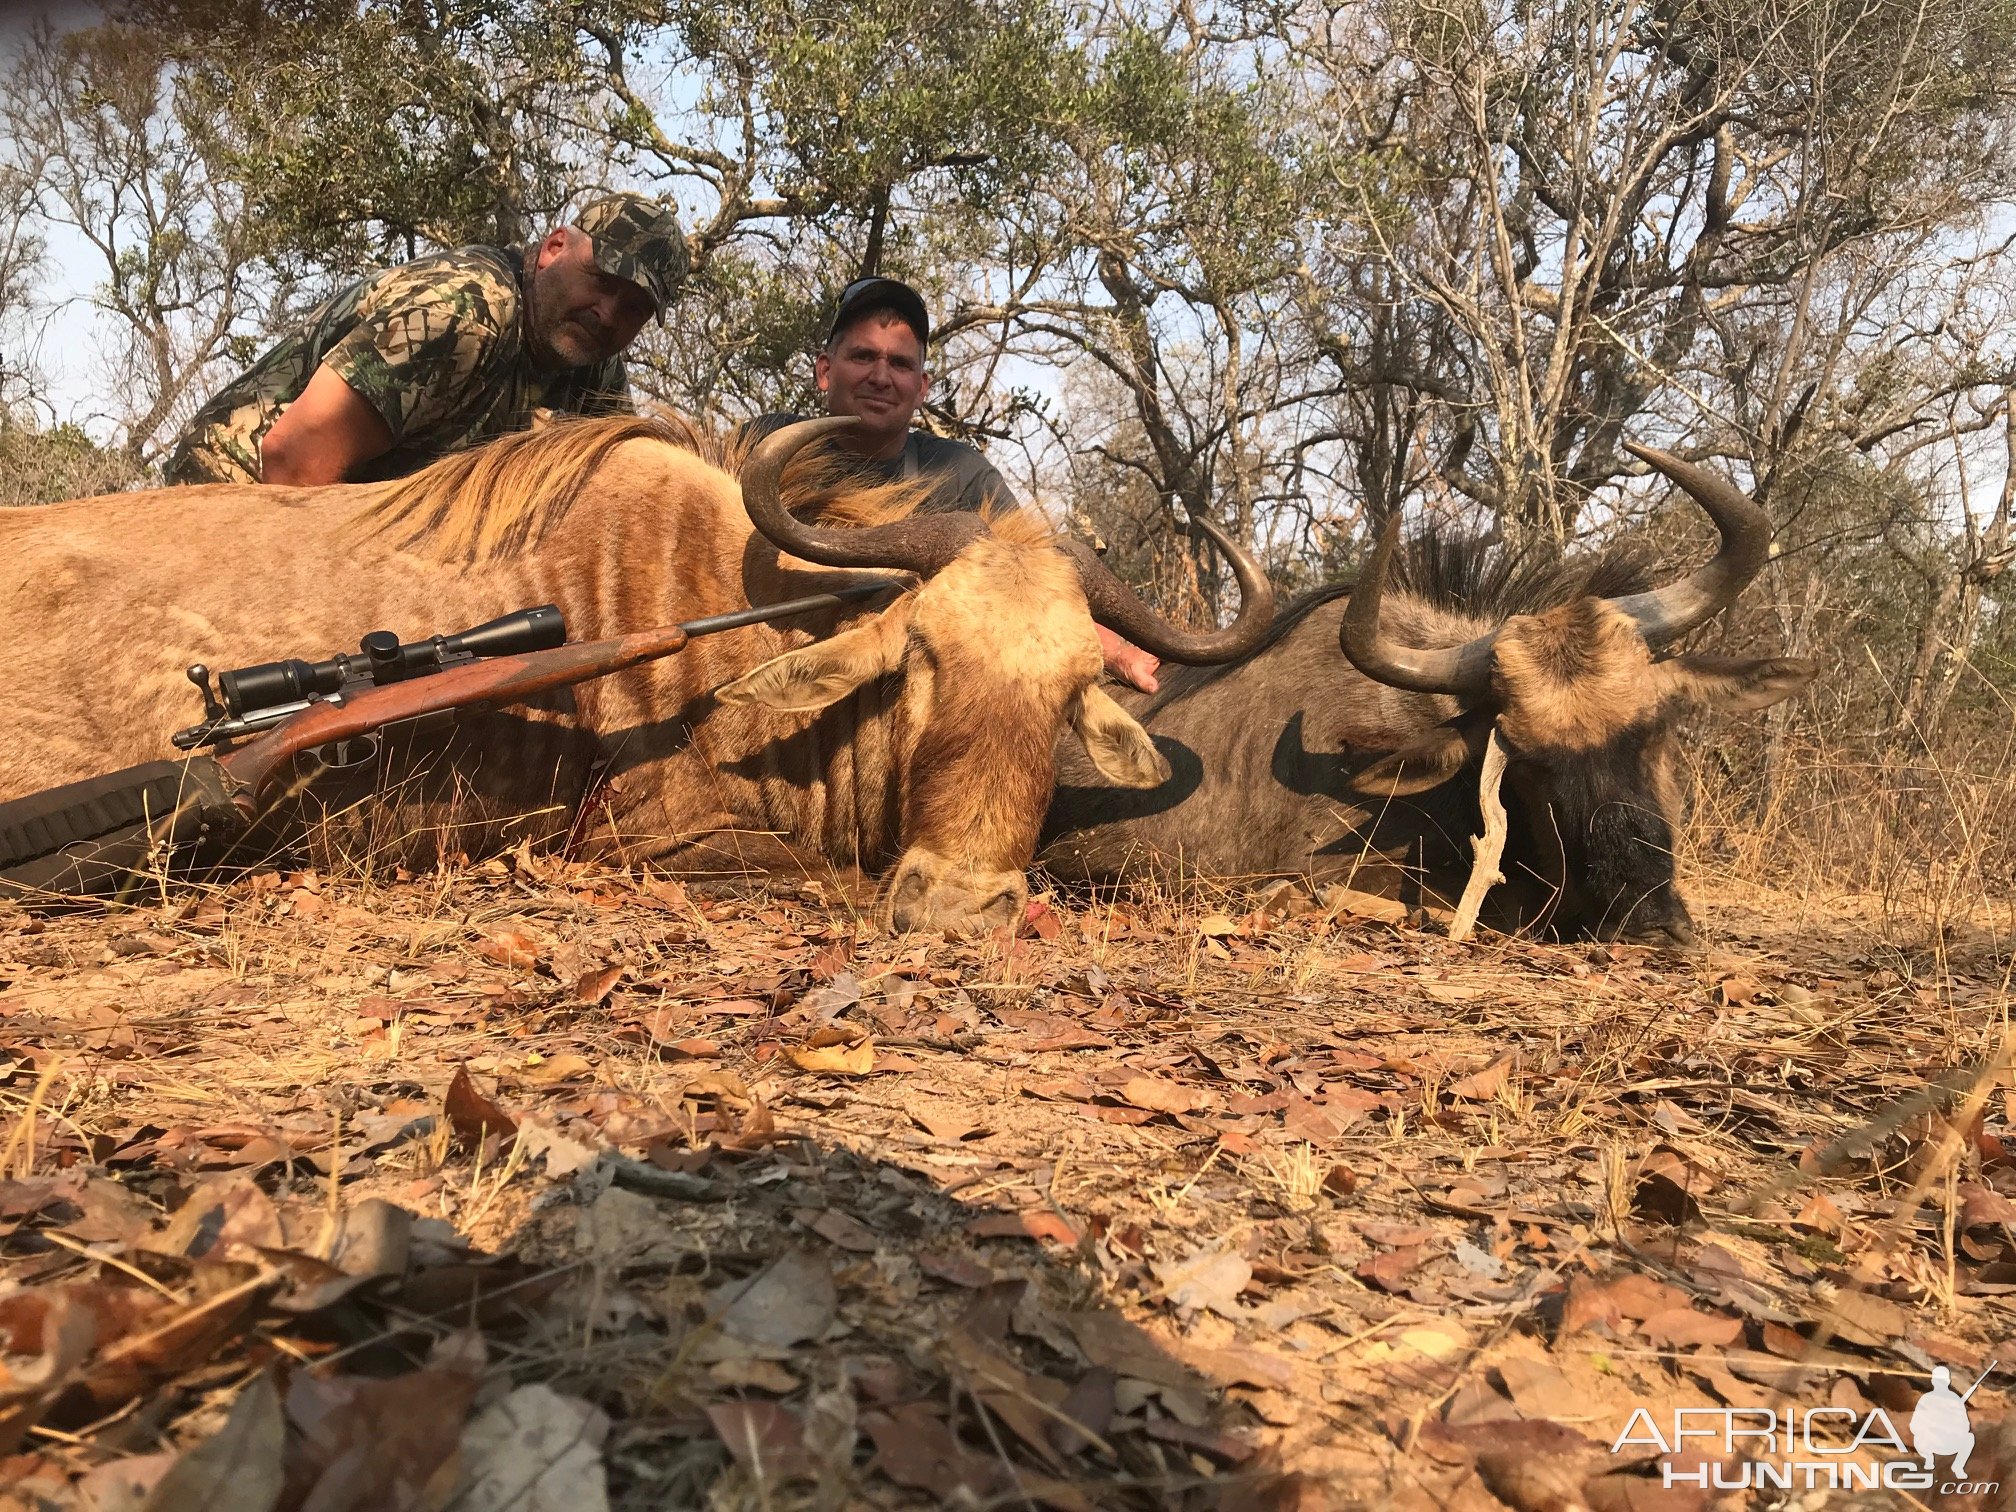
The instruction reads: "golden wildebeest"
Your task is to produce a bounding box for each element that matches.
[1043,446,1816,944]
[3,415,1273,932]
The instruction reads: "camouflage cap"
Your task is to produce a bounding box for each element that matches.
[575,193,689,320]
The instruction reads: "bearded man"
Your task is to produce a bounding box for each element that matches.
[165,193,685,486]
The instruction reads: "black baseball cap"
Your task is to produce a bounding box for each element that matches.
[828,276,930,349]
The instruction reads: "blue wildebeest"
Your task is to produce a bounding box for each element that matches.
[1042,446,1815,944]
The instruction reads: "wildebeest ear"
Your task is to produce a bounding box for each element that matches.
[1666,655,1819,713]
[1348,720,1488,798]
[1069,685,1172,789]
[715,600,912,713]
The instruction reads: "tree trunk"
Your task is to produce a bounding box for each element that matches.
[1761,564,1824,805]
[1898,564,1964,744]
[1920,395,2016,741]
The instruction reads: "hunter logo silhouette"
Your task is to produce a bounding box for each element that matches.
[1910,1360,1996,1478]
[1611,1357,2003,1492]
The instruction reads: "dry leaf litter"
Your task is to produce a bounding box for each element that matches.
[0,855,2010,1510]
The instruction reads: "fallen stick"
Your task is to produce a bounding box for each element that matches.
[1447,726,1509,943]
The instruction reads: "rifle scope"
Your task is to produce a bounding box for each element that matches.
[218,605,566,717]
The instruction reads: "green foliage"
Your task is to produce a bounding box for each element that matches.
[135,0,1074,275]
[1069,23,1309,292]
[660,0,1069,206]
[146,0,603,266]
[623,248,829,423]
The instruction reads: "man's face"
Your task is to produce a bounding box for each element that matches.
[816,313,928,446]
[527,228,656,369]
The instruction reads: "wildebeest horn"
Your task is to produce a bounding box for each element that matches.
[744,418,1277,665]
[740,415,987,574]
[1339,516,1497,696]
[1061,518,1276,664]
[1610,443,1774,644]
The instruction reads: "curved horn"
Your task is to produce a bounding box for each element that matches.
[1611,443,1774,644]
[1062,515,1277,665]
[740,415,986,575]
[1339,516,1496,695]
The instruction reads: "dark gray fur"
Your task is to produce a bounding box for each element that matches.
[1040,536,1665,931]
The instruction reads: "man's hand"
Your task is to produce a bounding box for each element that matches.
[1096,624,1161,694]
[258,365,394,485]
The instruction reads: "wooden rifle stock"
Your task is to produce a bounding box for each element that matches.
[213,622,691,813]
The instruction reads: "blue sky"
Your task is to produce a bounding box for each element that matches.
[2,1,130,435]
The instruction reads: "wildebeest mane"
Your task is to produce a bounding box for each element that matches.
[352,414,700,562]
[1393,530,1658,618]
[351,412,939,564]
[1142,529,1659,715]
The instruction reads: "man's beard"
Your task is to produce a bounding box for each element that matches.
[527,267,608,369]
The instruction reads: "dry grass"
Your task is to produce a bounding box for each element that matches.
[5,849,2015,1508]
[0,420,147,508]
[1683,705,2016,962]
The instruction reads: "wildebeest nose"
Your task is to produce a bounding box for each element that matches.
[1608,909,1696,949]
[886,866,929,934]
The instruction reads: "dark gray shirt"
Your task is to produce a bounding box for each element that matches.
[738,412,1019,515]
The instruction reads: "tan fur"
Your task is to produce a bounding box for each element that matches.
[1489,600,1663,752]
[712,531,1147,927]
[905,548,1093,876]
[353,414,701,562]
[718,597,917,711]
[1069,685,1169,788]
[1486,602,1818,757]
[3,417,1157,932]
[809,473,940,529]
[975,502,1058,546]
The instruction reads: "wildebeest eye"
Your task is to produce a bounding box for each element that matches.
[1511,745,1580,786]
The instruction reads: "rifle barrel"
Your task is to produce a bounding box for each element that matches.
[1958,1358,1998,1404]
[678,581,900,636]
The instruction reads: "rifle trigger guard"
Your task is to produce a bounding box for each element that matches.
[308,733,381,773]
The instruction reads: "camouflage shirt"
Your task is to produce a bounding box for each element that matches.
[165,245,632,486]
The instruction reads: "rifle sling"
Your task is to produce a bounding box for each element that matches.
[0,758,242,898]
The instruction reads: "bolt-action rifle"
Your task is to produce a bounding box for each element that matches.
[0,581,901,901]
